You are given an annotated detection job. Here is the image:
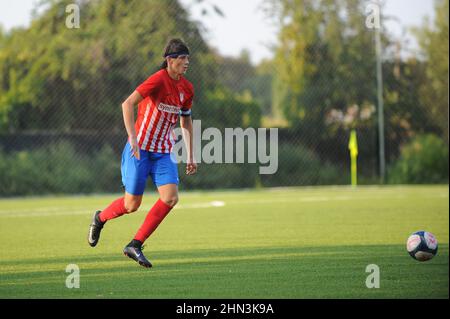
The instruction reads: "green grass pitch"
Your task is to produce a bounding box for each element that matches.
[0,185,448,298]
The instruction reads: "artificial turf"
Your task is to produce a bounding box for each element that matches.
[0,185,448,298]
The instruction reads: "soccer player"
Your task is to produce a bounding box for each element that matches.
[87,38,197,268]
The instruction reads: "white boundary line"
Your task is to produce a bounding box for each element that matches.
[0,191,447,218]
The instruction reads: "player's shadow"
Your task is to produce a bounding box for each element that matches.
[1,244,447,278]
[0,244,448,299]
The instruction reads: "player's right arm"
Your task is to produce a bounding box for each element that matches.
[123,72,162,160]
[122,90,143,160]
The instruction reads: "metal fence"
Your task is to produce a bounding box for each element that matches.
[0,0,448,196]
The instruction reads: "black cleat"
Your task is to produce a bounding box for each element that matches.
[88,210,105,247]
[123,240,152,268]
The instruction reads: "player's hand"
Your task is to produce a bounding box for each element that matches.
[129,137,140,160]
[186,162,197,175]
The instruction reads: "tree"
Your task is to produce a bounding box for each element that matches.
[215,50,255,94]
[243,59,274,117]
[414,0,449,143]
[0,0,216,132]
[215,51,273,116]
[268,0,377,140]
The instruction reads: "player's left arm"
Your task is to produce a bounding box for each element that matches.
[180,85,196,175]
[180,114,197,175]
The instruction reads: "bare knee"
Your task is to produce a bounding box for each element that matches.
[124,200,141,213]
[124,193,142,213]
[161,195,178,207]
[157,184,179,207]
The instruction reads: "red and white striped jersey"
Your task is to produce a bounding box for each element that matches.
[134,69,194,153]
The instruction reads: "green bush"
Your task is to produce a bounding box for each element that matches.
[178,142,346,189]
[197,87,262,130]
[388,134,449,184]
[261,143,346,187]
[0,142,120,196]
[179,163,259,190]
[0,140,348,196]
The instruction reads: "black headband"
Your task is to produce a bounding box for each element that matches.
[164,51,190,58]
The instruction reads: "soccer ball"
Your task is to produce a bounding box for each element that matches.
[406,231,438,262]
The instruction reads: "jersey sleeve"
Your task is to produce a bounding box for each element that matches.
[180,84,194,117]
[136,73,162,99]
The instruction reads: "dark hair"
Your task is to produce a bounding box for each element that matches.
[160,38,190,69]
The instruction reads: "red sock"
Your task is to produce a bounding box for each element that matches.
[134,199,173,243]
[99,197,128,222]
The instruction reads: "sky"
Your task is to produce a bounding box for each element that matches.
[0,0,436,65]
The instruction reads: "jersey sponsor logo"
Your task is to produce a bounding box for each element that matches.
[158,102,181,114]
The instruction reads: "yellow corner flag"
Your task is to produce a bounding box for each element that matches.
[348,129,358,187]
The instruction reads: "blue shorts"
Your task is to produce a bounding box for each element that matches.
[121,142,179,195]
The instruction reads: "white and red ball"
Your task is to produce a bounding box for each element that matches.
[406,231,438,261]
